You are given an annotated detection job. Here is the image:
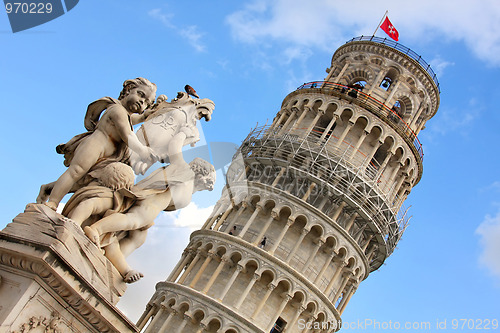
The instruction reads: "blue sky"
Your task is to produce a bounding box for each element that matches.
[1,1,500,330]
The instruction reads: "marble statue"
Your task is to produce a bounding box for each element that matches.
[44,78,159,211]
[63,158,215,283]
[35,79,216,283]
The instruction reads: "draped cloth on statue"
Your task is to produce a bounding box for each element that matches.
[56,97,131,168]
[62,163,195,247]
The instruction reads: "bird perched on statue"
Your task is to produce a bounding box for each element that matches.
[184,84,199,98]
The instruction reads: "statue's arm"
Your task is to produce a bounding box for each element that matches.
[166,131,188,166]
[108,106,155,161]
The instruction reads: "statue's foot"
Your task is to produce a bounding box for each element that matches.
[123,269,144,284]
[44,201,58,211]
[83,226,101,248]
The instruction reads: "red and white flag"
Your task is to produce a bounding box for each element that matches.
[380,16,399,41]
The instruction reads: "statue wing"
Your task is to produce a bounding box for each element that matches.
[84,97,121,131]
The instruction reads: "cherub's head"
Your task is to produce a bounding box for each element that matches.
[97,162,135,190]
[119,77,157,114]
[189,158,216,192]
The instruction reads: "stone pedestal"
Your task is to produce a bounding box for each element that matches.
[0,204,138,333]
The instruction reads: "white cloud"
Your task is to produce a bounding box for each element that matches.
[149,8,206,52]
[226,0,500,67]
[429,56,454,78]
[425,98,482,137]
[117,202,214,321]
[170,202,214,231]
[476,211,500,281]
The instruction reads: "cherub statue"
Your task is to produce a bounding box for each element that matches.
[61,158,216,283]
[43,78,158,211]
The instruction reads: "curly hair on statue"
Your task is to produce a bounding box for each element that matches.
[118,77,157,104]
[97,162,135,190]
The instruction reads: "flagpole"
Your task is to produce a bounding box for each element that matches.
[373,10,388,36]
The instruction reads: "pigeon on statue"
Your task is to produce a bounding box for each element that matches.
[184,84,199,98]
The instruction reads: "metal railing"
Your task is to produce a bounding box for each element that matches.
[346,36,440,92]
[296,81,424,159]
[239,124,410,256]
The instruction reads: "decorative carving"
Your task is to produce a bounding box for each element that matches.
[31,80,216,285]
[15,312,61,333]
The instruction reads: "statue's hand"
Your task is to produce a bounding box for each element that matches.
[36,183,53,204]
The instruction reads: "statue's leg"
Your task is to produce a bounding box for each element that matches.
[47,142,102,209]
[119,227,151,258]
[104,238,144,283]
[90,190,172,236]
[67,197,114,225]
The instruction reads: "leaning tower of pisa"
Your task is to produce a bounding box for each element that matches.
[138,36,440,333]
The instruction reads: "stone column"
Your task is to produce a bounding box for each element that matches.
[278,110,297,135]
[384,162,402,193]
[202,202,227,230]
[301,110,324,139]
[225,202,247,234]
[189,251,214,288]
[363,140,383,169]
[266,294,292,332]
[319,114,339,142]
[218,265,243,301]
[374,151,394,182]
[332,276,351,304]
[410,102,425,128]
[366,70,386,95]
[344,212,358,233]
[324,262,346,295]
[301,183,317,202]
[194,323,207,333]
[252,212,276,246]
[157,308,176,333]
[334,121,353,148]
[385,81,401,105]
[302,240,323,274]
[339,286,357,315]
[286,228,309,263]
[175,314,191,333]
[293,106,310,130]
[301,315,316,333]
[362,234,374,252]
[314,250,335,284]
[317,196,330,211]
[167,250,192,282]
[283,305,306,333]
[234,273,260,310]
[273,109,288,129]
[239,205,263,238]
[178,250,202,284]
[269,218,294,255]
[213,206,233,231]
[145,305,168,333]
[390,173,408,201]
[337,283,354,311]
[271,167,286,187]
[333,61,350,82]
[330,201,346,223]
[202,255,229,294]
[251,283,276,319]
[348,130,369,159]
[136,304,155,331]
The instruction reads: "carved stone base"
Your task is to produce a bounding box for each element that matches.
[0,204,138,333]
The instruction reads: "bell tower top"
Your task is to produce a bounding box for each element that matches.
[326,36,440,134]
